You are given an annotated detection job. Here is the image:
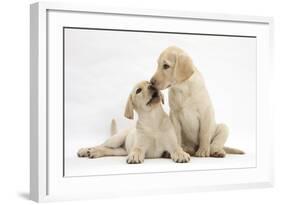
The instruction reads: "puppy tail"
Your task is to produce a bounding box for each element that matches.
[110,118,118,136]
[224,146,245,154]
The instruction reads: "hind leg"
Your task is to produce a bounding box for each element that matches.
[102,129,129,148]
[210,124,228,158]
[77,129,129,158]
[88,146,127,158]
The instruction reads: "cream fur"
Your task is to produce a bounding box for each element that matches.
[78,81,190,163]
[151,46,244,157]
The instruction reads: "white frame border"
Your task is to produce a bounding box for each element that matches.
[30,2,274,202]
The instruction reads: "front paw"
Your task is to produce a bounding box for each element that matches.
[127,149,144,164]
[195,146,210,157]
[171,149,191,163]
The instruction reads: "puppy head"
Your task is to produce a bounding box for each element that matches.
[150,46,194,90]
[124,81,164,120]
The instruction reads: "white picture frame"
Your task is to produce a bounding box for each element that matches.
[30,2,274,202]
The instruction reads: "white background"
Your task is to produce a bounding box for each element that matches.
[0,0,280,204]
[64,28,256,176]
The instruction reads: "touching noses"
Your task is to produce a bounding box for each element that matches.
[148,84,157,91]
[150,77,156,86]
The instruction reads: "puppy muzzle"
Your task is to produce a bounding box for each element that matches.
[146,85,160,105]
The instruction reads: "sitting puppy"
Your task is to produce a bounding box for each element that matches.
[150,46,244,157]
[77,81,190,164]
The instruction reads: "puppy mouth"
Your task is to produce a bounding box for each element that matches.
[146,91,160,106]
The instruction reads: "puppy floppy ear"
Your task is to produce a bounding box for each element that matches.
[124,94,134,120]
[174,53,194,83]
[160,92,165,104]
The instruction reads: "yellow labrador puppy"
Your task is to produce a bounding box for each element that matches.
[78,81,190,163]
[150,46,244,157]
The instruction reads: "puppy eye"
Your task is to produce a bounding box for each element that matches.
[163,64,170,69]
[136,88,142,94]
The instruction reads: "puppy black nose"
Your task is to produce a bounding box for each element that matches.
[150,78,156,85]
[148,84,157,91]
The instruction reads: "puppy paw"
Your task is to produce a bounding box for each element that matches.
[88,147,105,159]
[77,148,91,157]
[195,147,210,157]
[171,149,191,163]
[210,147,226,158]
[127,149,144,164]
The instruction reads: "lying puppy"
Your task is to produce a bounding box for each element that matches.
[78,81,190,163]
[150,46,244,157]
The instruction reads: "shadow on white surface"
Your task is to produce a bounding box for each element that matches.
[65,154,255,177]
[17,192,29,200]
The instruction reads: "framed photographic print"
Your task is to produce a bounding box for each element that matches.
[30,2,274,202]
